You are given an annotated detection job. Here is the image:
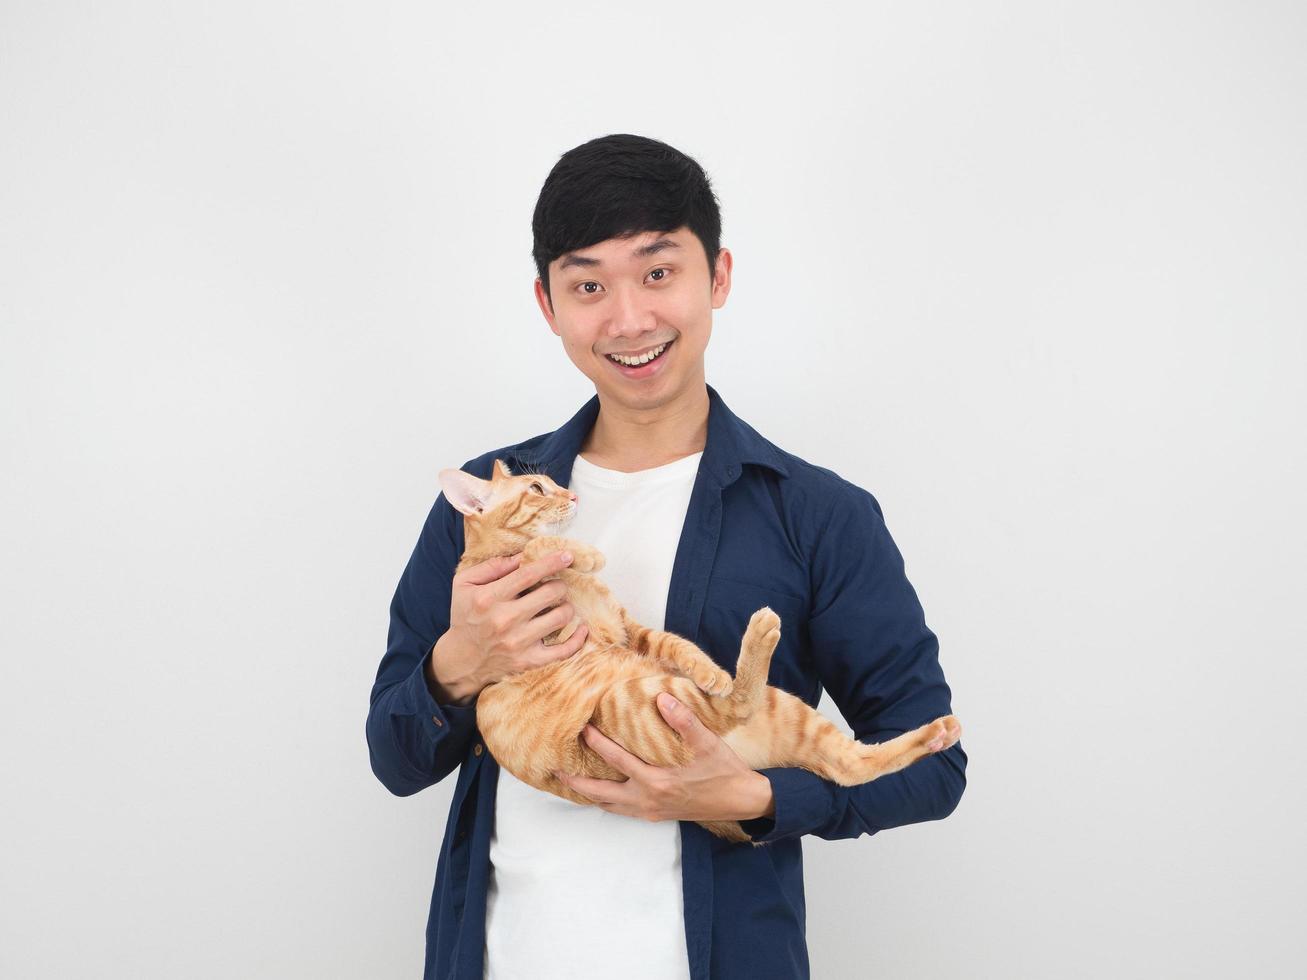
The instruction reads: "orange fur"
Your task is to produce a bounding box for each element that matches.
[443,458,962,844]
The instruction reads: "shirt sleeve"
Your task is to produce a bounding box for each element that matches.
[738,486,967,843]
[365,485,480,796]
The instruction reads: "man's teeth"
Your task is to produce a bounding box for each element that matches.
[608,342,668,367]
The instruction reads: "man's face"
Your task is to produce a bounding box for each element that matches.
[535,225,732,412]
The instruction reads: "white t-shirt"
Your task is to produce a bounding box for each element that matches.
[483,450,704,980]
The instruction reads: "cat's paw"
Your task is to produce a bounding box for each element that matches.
[692,665,735,697]
[922,715,962,752]
[745,606,781,651]
[549,615,582,645]
[567,545,605,573]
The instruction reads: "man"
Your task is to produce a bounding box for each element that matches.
[366,134,966,980]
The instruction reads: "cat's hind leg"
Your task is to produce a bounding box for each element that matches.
[620,610,734,696]
[729,685,962,785]
[727,607,781,713]
[827,715,963,783]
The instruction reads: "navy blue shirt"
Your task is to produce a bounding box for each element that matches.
[366,384,966,979]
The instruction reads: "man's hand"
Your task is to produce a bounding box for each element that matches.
[426,550,589,705]
[555,692,775,823]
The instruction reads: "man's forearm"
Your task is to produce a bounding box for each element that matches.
[741,770,776,820]
[424,630,483,707]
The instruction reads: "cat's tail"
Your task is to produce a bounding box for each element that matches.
[726,607,782,719]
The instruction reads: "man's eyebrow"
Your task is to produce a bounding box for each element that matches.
[557,236,683,271]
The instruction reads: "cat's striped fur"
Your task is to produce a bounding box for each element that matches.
[441,458,962,844]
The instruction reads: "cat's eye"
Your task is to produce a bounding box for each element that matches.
[529,482,544,494]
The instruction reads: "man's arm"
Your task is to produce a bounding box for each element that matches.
[738,485,967,843]
[365,486,480,797]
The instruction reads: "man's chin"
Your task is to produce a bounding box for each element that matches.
[593,370,680,408]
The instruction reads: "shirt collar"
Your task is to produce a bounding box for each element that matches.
[519,383,789,488]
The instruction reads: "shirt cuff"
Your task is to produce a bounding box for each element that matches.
[409,648,479,746]
[738,767,840,844]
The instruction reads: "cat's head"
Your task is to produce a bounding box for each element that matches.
[438,458,577,536]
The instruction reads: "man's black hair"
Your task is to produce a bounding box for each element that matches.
[531,134,722,308]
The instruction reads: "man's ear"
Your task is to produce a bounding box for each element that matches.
[438,468,493,516]
[492,458,513,481]
[534,276,559,334]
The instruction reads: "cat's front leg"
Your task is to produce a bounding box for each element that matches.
[543,614,582,645]
[522,535,606,573]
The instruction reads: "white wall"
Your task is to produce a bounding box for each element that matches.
[2,2,1303,977]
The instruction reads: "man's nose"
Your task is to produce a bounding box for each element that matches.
[607,285,656,337]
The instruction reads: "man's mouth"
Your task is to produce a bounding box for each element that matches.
[605,340,673,370]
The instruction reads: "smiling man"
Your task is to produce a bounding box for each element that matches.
[366,134,967,980]
[539,222,721,471]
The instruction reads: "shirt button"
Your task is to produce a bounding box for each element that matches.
[473,743,483,757]
[431,715,444,727]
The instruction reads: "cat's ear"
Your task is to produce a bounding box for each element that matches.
[438,468,493,516]
[492,458,513,481]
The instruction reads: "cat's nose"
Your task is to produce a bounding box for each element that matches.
[568,492,577,502]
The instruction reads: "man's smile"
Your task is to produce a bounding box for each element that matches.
[604,338,675,377]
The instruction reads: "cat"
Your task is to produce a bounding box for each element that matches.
[437,458,962,844]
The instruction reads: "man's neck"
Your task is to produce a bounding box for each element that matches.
[578,384,710,473]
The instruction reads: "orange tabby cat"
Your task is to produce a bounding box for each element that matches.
[438,458,962,844]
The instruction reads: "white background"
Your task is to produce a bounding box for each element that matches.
[3,2,1304,977]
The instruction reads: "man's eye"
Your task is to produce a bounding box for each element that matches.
[530,482,544,493]
[576,270,668,294]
